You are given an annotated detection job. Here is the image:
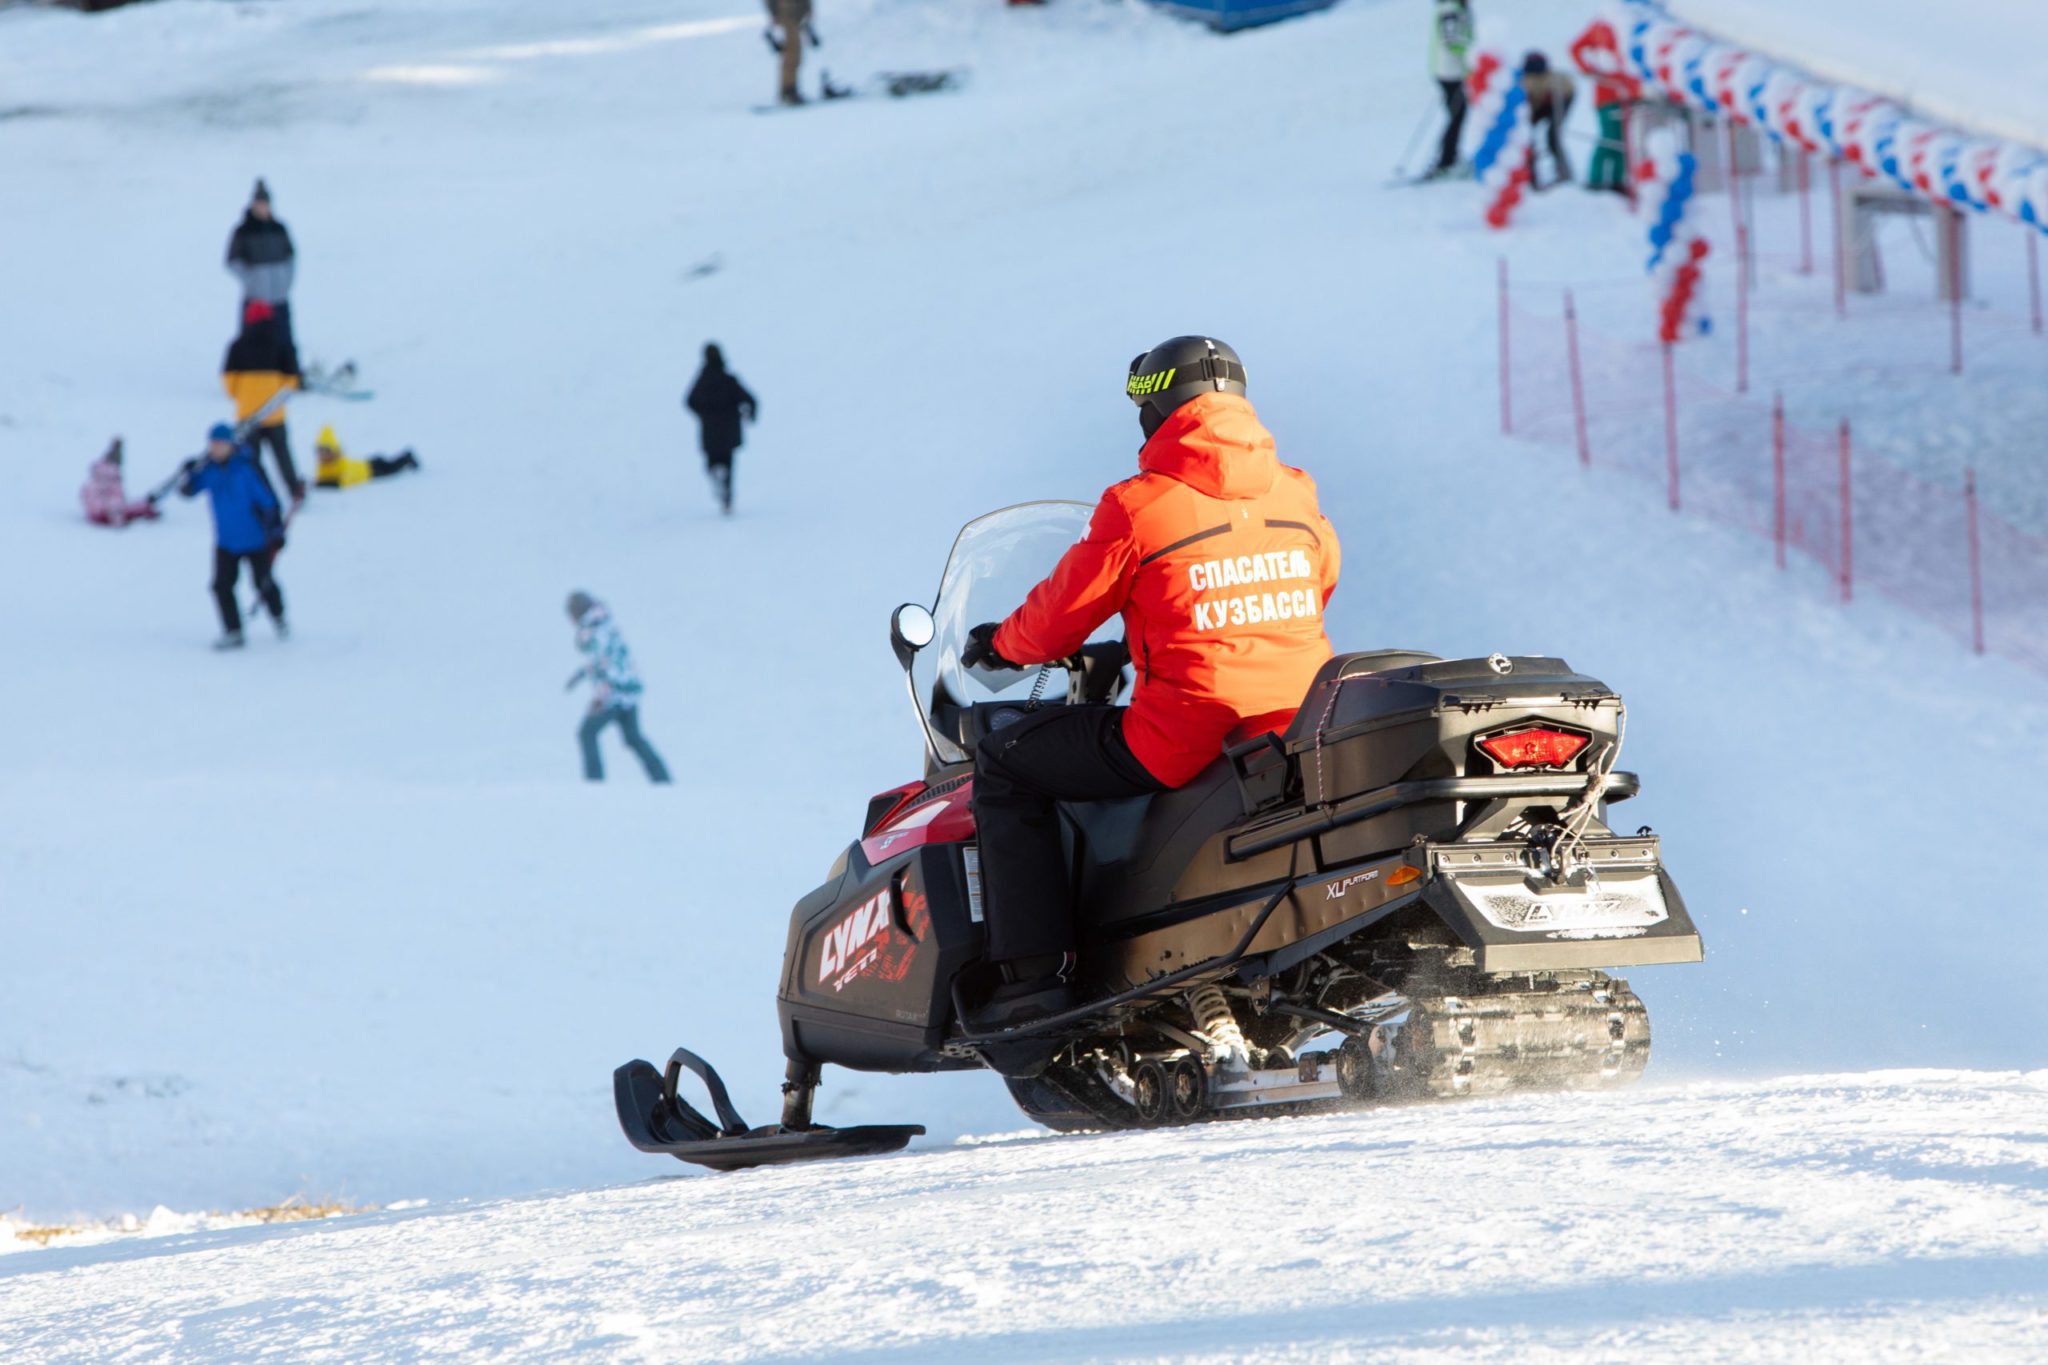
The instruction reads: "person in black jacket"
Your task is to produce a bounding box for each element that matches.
[223,299,305,501]
[225,179,296,345]
[683,343,757,515]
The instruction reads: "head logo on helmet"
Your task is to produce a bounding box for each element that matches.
[1127,336,1247,439]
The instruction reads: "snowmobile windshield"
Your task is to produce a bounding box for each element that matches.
[915,501,1120,767]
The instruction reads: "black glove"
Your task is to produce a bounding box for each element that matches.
[962,622,1021,672]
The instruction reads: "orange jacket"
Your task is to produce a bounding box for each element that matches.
[994,392,1340,787]
[223,370,297,427]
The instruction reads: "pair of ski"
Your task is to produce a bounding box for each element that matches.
[750,68,967,114]
[1387,163,1475,189]
[141,361,373,503]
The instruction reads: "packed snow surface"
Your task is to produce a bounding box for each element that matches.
[1670,0,2048,152]
[7,1073,2048,1361]
[3,0,2047,1354]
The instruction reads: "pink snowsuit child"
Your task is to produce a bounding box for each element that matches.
[80,439,159,527]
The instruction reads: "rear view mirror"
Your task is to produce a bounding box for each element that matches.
[890,603,935,670]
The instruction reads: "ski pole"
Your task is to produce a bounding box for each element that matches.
[1392,100,1437,181]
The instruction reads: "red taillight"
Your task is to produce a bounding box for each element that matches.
[1477,726,1589,770]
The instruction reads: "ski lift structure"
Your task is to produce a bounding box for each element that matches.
[1143,0,1340,34]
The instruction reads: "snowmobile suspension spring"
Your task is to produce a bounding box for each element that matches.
[1187,984,1249,1065]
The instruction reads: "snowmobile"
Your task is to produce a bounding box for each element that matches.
[615,501,1703,1170]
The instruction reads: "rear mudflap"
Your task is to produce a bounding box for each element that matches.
[613,1048,923,1172]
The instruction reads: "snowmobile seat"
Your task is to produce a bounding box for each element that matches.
[1067,652,1443,938]
[1281,650,1444,744]
[1067,757,1245,940]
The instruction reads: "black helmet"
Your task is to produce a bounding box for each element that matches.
[1126,336,1247,439]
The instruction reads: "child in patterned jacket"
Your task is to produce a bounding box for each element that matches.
[564,591,672,784]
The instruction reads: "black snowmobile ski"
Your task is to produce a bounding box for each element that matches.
[613,1047,922,1172]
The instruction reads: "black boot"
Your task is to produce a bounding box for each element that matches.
[965,954,1074,1032]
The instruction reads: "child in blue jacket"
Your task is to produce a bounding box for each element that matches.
[180,422,288,649]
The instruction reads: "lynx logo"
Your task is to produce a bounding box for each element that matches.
[818,888,894,988]
[1324,869,1381,901]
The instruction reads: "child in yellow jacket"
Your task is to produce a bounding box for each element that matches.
[312,425,420,489]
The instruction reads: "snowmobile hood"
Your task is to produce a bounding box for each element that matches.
[1138,392,1277,500]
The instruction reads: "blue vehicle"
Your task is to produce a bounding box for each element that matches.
[1146,0,1340,34]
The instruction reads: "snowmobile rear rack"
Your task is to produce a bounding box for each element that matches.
[612,1047,923,1173]
[1225,771,1641,861]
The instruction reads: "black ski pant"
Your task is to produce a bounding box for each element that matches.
[368,453,418,478]
[1435,78,1469,172]
[213,545,282,633]
[579,703,672,783]
[1528,96,1574,186]
[704,448,735,513]
[971,705,1167,966]
[251,423,304,498]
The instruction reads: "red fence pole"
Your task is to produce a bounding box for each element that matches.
[1623,102,1639,207]
[1565,290,1590,467]
[1726,120,1743,262]
[1965,466,1985,656]
[1729,120,1750,393]
[1498,257,1512,435]
[1947,206,1964,376]
[1838,418,1854,603]
[1797,149,1813,276]
[1830,157,1846,319]
[1736,240,1752,394]
[2030,231,2043,337]
[1772,393,1787,570]
[1663,343,1680,512]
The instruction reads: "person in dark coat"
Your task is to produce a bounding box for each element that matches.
[225,179,296,345]
[223,299,305,501]
[1520,52,1578,190]
[179,422,287,649]
[683,343,757,515]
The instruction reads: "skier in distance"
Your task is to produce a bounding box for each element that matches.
[684,343,757,516]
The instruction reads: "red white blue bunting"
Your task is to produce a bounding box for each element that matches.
[1622,0,2048,233]
[1467,52,1534,229]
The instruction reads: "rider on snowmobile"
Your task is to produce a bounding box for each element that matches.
[961,336,1341,1026]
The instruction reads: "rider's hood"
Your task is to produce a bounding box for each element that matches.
[1137,392,1277,500]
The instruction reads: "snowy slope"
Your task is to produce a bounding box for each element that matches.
[1671,0,2048,152]
[3,0,2046,1304]
[7,1072,2048,1361]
